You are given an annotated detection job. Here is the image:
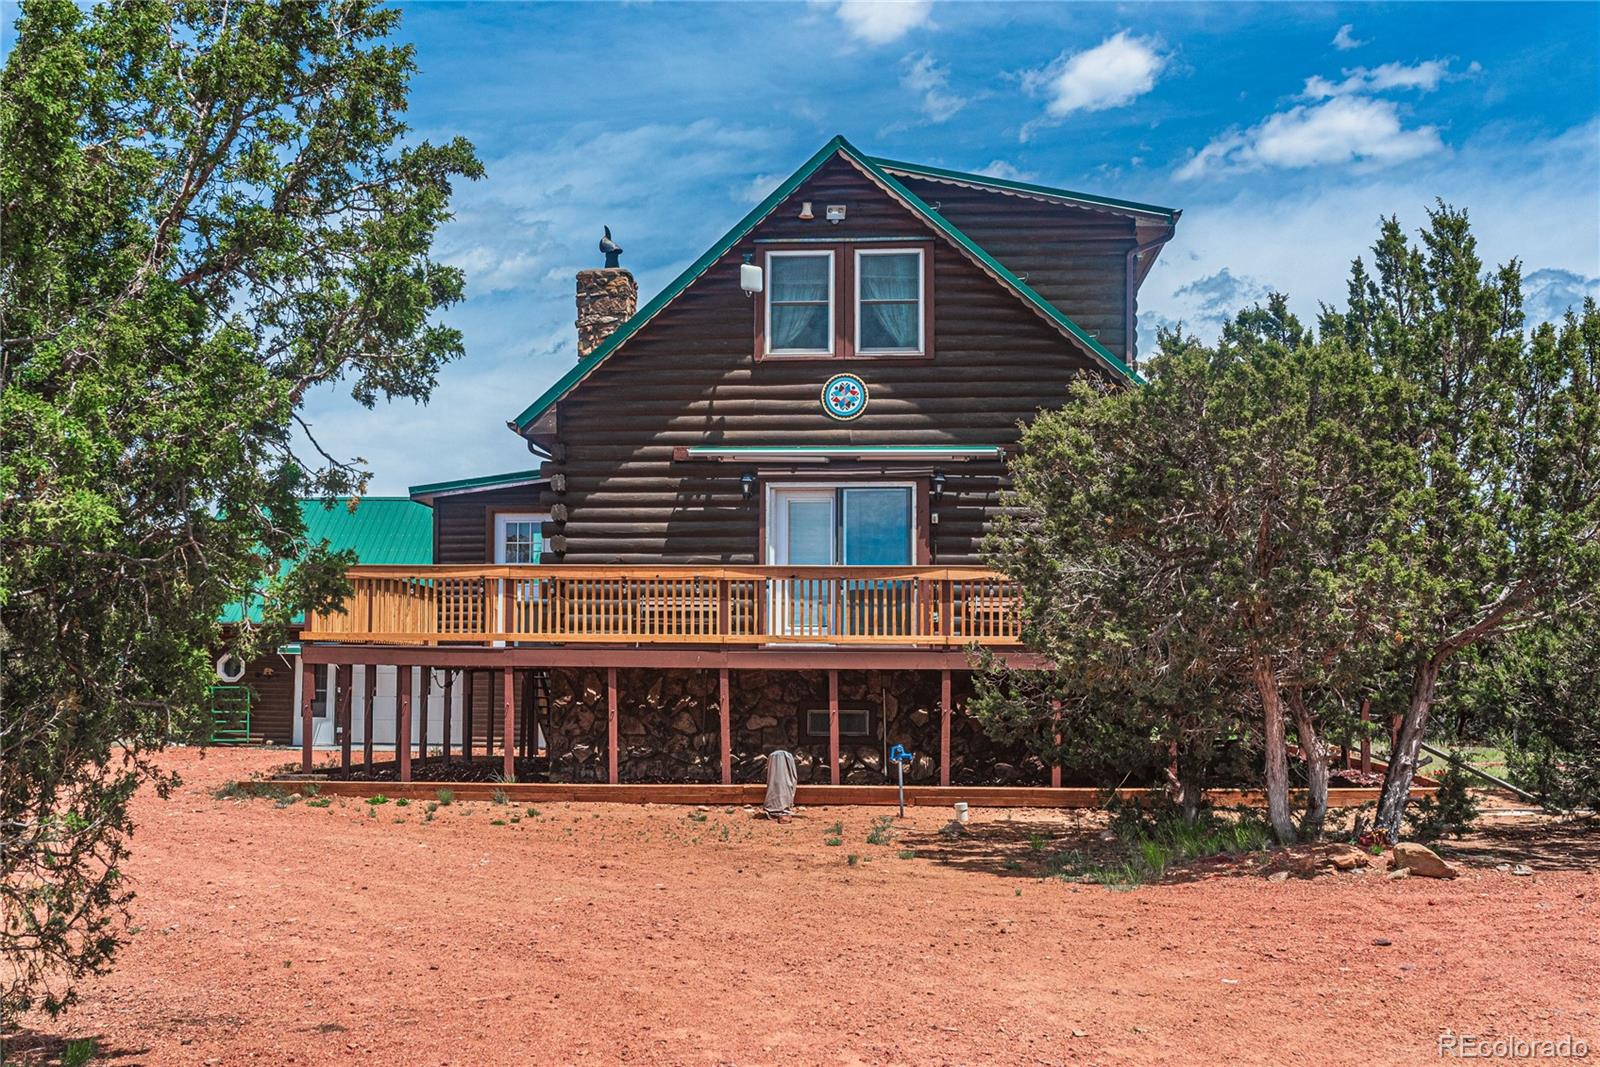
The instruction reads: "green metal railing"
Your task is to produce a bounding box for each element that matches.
[207,685,253,744]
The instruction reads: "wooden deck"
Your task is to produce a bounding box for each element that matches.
[302,564,1023,648]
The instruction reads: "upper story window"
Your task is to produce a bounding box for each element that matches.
[855,249,924,354]
[766,251,835,355]
[757,242,931,360]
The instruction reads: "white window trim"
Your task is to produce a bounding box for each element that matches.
[854,247,925,356]
[494,512,548,565]
[764,482,917,566]
[764,249,835,357]
[806,708,873,737]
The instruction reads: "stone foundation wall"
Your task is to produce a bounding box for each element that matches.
[542,668,1047,786]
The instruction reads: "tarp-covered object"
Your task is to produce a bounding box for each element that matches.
[765,750,798,817]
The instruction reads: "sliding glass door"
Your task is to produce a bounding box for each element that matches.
[767,485,914,638]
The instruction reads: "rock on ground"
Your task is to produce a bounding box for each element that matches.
[1392,841,1459,879]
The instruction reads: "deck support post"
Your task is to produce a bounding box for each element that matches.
[337,664,353,776]
[362,665,376,772]
[418,668,431,761]
[442,670,454,764]
[502,667,515,782]
[719,668,732,785]
[828,670,840,786]
[607,667,619,785]
[463,671,475,762]
[939,669,952,788]
[397,666,412,783]
[485,670,496,756]
[299,658,316,772]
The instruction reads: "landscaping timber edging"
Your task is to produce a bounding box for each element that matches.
[266,778,1437,808]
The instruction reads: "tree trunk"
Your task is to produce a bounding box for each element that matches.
[1289,689,1328,839]
[1164,746,1202,822]
[1252,656,1296,844]
[1375,656,1444,841]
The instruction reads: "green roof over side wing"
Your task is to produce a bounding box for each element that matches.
[511,135,1145,433]
[218,497,434,625]
[408,468,544,504]
[868,156,1179,222]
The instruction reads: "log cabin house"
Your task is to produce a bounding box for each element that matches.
[293,135,1182,795]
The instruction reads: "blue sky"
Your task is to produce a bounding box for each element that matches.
[116,2,1600,490]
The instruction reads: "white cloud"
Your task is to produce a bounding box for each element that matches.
[1021,31,1168,136]
[735,173,785,205]
[1523,267,1600,324]
[976,159,1036,182]
[304,120,782,491]
[901,52,967,122]
[1331,24,1365,51]
[1142,120,1600,357]
[831,0,932,45]
[1303,59,1453,99]
[1177,96,1444,179]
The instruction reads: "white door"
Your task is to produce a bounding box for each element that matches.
[493,513,545,641]
[293,663,464,750]
[768,489,836,635]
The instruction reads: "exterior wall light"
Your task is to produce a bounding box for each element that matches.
[798,201,815,220]
[931,469,946,501]
[740,253,763,296]
[740,471,757,499]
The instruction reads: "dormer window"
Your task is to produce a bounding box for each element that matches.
[756,242,932,361]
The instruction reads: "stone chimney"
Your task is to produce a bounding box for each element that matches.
[575,268,637,358]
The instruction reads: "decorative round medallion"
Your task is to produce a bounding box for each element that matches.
[821,373,869,421]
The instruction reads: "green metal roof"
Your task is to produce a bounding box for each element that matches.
[408,468,544,503]
[218,497,434,626]
[511,135,1145,434]
[868,156,1179,222]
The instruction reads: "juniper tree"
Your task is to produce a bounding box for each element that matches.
[1,0,480,1015]
[1323,206,1600,839]
[976,297,1406,842]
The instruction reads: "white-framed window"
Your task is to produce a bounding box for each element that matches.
[806,708,872,737]
[854,248,924,355]
[764,250,835,356]
[494,513,545,564]
[312,665,330,719]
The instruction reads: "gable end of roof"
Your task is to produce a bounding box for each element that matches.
[511,136,1147,433]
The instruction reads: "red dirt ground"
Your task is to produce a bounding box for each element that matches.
[9,746,1598,1066]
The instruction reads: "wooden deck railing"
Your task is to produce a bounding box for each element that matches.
[301,565,1024,647]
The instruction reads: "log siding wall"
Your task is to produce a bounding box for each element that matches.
[433,484,546,564]
[534,156,1127,564]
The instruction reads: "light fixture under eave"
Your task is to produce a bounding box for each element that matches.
[931,469,946,501]
[740,471,757,499]
[798,200,815,220]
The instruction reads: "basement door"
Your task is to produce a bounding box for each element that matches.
[291,662,464,750]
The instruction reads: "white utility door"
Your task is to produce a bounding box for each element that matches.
[292,662,463,750]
